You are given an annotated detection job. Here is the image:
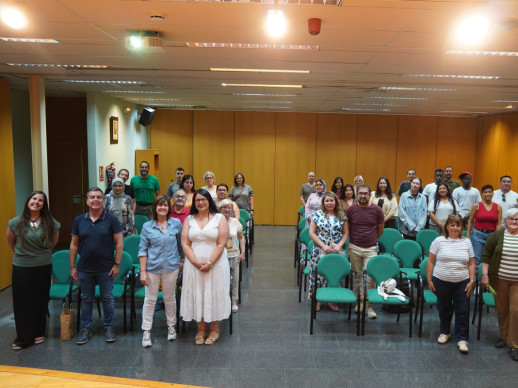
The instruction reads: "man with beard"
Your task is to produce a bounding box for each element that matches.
[443,166,461,193]
[130,161,160,219]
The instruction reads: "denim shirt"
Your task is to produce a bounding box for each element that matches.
[398,190,427,236]
[138,218,183,273]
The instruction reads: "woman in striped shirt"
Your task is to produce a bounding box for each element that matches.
[427,214,476,354]
[482,207,518,362]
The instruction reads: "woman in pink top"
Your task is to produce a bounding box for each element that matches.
[467,184,502,265]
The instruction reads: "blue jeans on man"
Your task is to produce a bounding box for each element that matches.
[78,272,114,329]
[433,276,470,341]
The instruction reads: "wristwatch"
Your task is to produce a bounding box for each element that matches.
[114,262,121,267]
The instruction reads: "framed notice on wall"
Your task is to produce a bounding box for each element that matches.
[110,116,119,144]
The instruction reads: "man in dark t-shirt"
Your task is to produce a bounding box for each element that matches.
[70,187,123,345]
[346,185,385,319]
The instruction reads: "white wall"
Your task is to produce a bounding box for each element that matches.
[86,93,149,190]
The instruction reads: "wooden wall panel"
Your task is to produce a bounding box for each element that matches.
[476,115,501,188]
[235,111,276,224]
[395,116,438,190]
[315,114,357,186]
[356,115,398,190]
[193,111,235,190]
[436,117,478,185]
[0,79,16,289]
[496,114,518,187]
[274,112,317,225]
[151,110,193,192]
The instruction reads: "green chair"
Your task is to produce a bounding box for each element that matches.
[297,205,305,224]
[299,241,314,302]
[239,217,250,267]
[416,229,439,260]
[310,253,360,335]
[49,250,79,306]
[378,228,402,256]
[123,234,141,271]
[239,209,253,253]
[475,264,496,341]
[417,258,437,337]
[134,214,149,234]
[294,217,307,268]
[362,255,413,337]
[297,227,311,288]
[393,239,422,321]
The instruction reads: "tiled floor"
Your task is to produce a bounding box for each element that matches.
[1,226,517,388]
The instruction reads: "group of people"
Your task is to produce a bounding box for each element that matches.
[6,164,254,350]
[300,168,518,359]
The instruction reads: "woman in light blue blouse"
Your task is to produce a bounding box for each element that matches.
[138,195,183,348]
[308,191,349,311]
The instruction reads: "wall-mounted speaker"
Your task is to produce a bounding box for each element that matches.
[138,107,156,126]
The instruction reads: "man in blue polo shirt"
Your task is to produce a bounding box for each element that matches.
[70,187,123,345]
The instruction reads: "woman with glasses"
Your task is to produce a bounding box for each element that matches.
[180,189,230,345]
[482,208,518,361]
[202,171,217,201]
[427,215,475,354]
[467,184,502,265]
[216,183,240,221]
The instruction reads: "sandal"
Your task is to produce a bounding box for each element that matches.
[12,344,22,350]
[195,332,206,345]
[205,331,220,345]
[34,337,45,344]
[327,303,339,312]
[316,302,322,312]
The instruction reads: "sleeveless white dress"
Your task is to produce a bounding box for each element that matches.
[180,213,231,322]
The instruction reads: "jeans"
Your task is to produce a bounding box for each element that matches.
[78,272,114,329]
[470,228,493,266]
[433,276,470,341]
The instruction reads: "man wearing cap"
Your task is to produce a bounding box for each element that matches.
[452,171,482,227]
[493,175,518,227]
[443,166,461,193]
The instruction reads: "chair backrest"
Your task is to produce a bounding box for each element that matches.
[366,255,400,286]
[394,240,422,268]
[113,251,133,283]
[239,217,247,230]
[134,214,149,234]
[416,229,439,256]
[239,209,250,222]
[52,250,75,284]
[318,253,351,287]
[378,228,403,255]
[299,227,311,246]
[419,257,435,285]
[298,217,306,232]
[299,205,305,216]
[123,235,141,265]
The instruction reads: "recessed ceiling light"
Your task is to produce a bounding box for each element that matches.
[211,67,309,74]
[455,15,489,45]
[446,50,518,56]
[65,80,143,84]
[242,100,294,104]
[353,103,406,107]
[494,100,518,103]
[244,106,291,109]
[342,107,391,112]
[0,37,59,43]
[1,7,27,29]
[363,96,428,101]
[186,42,318,50]
[233,93,300,96]
[8,63,107,68]
[379,86,456,92]
[103,90,166,94]
[406,74,500,80]
[129,98,181,101]
[441,110,487,114]
[222,83,303,88]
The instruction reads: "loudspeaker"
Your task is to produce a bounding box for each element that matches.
[138,107,156,126]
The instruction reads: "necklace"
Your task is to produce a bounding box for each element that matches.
[30,215,41,230]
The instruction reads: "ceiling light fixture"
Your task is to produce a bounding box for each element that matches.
[406,73,500,80]
[186,42,318,50]
[103,90,166,94]
[233,93,300,96]
[64,80,143,84]
[379,86,456,92]
[0,37,59,43]
[342,107,391,112]
[455,15,490,45]
[353,103,406,107]
[266,9,286,37]
[363,96,428,101]
[222,83,303,88]
[1,6,27,29]
[211,67,309,74]
[242,100,294,104]
[446,50,518,56]
[8,63,107,68]
[494,100,518,103]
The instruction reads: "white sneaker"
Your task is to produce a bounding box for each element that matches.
[354,304,363,313]
[366,306,377,319]
[142,330,152,348]
[458,340,469,353]
[437,334,450,344]
[232,303,239,313]
[168,326,177,341]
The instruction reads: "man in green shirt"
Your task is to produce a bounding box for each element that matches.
[130,161,160,219]
[443,165,461,193]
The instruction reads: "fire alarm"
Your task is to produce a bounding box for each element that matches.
[308,18,321,35]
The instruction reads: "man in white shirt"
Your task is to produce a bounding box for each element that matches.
[452,171,481,227]
[423,169,444,202]
[493,175,518,227]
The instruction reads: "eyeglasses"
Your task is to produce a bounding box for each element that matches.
[195,198,208,203]
[174,195,186,199]
[507,218,518,223]
[502,193,506,202]
[217,189,227,192]
[357,192,370,196]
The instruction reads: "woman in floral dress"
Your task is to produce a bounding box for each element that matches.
[308,191,349,311]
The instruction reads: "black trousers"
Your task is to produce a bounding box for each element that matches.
[12,264,52,348]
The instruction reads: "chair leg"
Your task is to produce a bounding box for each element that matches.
[310,295,315,334]
[123,292,127,332]
[298,267,303,303]
[238,261,242,304]
[472,285,478,324]
[477,291,483,340]
[409,304,412,337]
[97,300,102,317]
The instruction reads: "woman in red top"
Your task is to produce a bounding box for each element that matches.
[467,184,502,265]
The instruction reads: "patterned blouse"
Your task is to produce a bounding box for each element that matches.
[310,210,346,258]
[105,192,137,238]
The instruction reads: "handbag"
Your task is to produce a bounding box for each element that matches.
[60,303,75,340]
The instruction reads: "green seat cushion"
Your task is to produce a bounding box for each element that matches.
[367,288,410,305]
[303,266,310,275]
[482,292,495,307]
[49,284,78,299]
[134,287,163,300]
[316,288,357,304]
[400,268,420,280]
[93,284,128,299]
[423,290,437,305]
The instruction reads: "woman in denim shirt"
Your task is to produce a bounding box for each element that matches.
[138,195,183,348]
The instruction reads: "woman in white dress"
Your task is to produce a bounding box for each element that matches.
[180,188,230,345]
